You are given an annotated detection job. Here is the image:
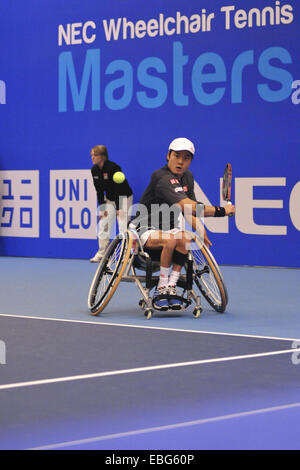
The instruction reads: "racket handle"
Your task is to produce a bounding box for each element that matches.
[227,201,233,217]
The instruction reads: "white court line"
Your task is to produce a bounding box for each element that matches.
[29,400,300,450]
[0,347,298,391]
[1,312,300,342]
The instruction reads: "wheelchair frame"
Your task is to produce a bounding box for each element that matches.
[88,228,228,320]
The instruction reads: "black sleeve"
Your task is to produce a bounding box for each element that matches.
[91,168,105,206]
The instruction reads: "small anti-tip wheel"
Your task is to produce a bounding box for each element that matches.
[139,299,146,309]
[144,309,153,320]
[193,307,202,318]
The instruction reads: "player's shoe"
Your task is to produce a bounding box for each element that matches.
[89,251,103,263]
[152,286,169,311]
[168,285,182,310]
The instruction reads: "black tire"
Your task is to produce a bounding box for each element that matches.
[191,237,228,313]
[88,231,133,316]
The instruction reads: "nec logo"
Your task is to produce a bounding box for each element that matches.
[0,80,6,104]
[194,177,300,235]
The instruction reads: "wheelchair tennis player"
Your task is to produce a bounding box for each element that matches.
[131,137,235,311]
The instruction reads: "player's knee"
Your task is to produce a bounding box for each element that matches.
[176,233,190,253]
[161,234,177,250]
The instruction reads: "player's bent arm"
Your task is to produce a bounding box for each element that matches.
[177,198,216,217]
[190,214,212,247]
[179,205,212,247]
[177,198,235,217]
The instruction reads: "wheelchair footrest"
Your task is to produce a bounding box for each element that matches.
[151,293,191,311]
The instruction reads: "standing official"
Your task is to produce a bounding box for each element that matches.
[90,145,133,262]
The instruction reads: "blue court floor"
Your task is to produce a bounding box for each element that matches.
[0,256,300,450]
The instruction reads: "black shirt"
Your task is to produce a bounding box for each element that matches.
[133,165,197,233]
[91,160,133,210]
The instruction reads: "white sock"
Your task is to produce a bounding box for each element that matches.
[157,266,169,289]
[168,270,180,287]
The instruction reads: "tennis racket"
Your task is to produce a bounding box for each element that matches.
[222,163,233,216]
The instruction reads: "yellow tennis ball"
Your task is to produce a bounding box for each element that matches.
[113,171,125,184]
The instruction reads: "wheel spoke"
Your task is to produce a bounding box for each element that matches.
[191,239,227,312]
[88,232,133,315]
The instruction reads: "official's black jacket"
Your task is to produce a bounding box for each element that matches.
[91,160,133,210]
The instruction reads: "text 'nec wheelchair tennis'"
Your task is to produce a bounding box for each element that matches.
[87,228,228,320]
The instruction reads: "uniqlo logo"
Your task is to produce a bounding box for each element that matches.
[50,169,97,239]
[0,171,39,237]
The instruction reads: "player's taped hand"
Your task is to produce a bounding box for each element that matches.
[225,205,235,216]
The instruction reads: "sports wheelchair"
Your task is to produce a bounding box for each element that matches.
[88,227,228,320]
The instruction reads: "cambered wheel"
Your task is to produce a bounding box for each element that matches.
[88,231,133,316]
[191,237,228,313]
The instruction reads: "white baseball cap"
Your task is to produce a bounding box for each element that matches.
[168,138,195,156]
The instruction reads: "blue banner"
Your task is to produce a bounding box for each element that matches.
[0,0,299,267]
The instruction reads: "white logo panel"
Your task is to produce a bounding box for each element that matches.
[50,170,97,239]
[0,170,39,237]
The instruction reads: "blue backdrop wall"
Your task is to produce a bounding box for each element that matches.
[0,0,299,267]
